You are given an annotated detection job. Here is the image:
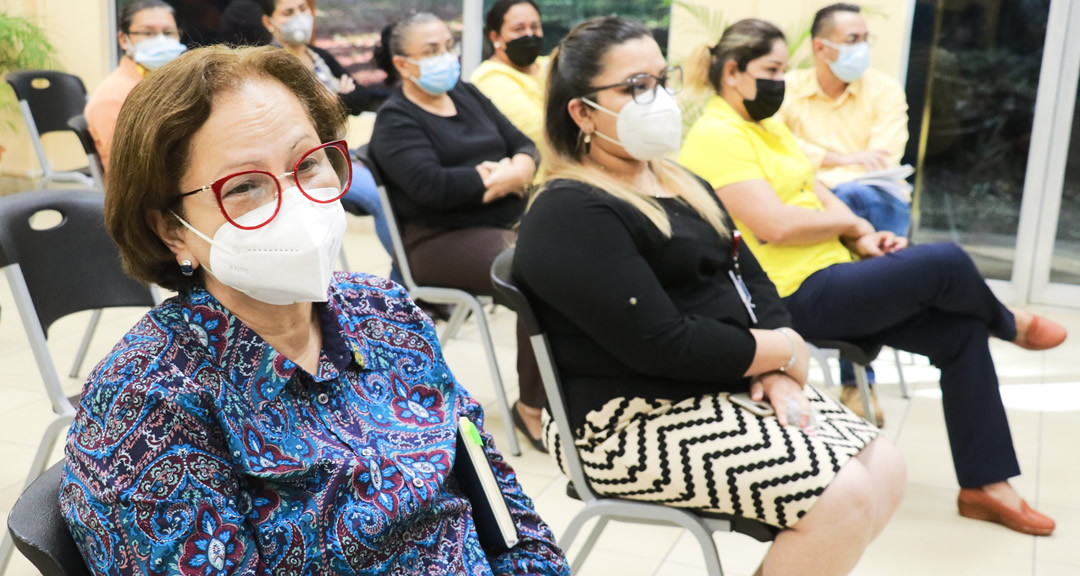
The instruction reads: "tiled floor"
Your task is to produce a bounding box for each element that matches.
[2,216,1079,575]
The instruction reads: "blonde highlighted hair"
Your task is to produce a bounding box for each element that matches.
[537,16,728,240]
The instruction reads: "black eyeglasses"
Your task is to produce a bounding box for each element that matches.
[585,66,683,105]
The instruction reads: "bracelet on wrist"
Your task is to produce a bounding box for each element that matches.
[776,328,798,373]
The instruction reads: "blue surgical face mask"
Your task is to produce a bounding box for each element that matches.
[405,53,461,95]
[822,40,870,84]
[130,35,187,70]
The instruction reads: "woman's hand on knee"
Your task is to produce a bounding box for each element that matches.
[751,373,812,428]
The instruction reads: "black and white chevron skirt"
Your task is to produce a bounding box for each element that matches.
[543,385,880,529]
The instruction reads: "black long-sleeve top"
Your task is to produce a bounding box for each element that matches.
[513,178,793,430]
[308,45,391,115]
[369,82,537,230]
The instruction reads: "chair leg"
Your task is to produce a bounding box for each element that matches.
[807,345,836,389]
[467,298,521,457]
[569,516,609,575]
[0,531,15,576]
[685,517,726,576]
[439,304,470,345]
[68,308,103,379]
[23,415,73,490]
[854,364,878,427]
[893,348,910,399]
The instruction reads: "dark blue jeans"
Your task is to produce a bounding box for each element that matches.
[784,243,1020,488]
[833,181,911,237]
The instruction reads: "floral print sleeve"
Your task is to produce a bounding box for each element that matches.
[61,332,268,576]
[61,273,568,576]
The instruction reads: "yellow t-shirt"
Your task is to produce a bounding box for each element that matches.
[471,56,549,181]
[679,95,851,297]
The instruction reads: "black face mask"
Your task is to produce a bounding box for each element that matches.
[504,35,543,67]
[743,78,785,121]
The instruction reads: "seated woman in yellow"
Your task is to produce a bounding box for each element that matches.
[471,0,548,170]
[679,18,1063,537]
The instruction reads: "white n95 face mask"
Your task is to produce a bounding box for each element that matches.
[277,12,314,45]
[173,187,346,306]
[582,88,683,161]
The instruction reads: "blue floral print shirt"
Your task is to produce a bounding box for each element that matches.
[59,272,568,576]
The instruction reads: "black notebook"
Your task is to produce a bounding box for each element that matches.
[454,417,520,554]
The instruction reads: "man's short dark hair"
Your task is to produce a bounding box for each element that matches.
[811,3,862,39]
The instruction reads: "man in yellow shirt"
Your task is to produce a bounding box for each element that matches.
[778,3,910,236]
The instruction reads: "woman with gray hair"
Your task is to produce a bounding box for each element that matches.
[370,13,549,451]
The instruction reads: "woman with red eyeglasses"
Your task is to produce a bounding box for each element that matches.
[59,45,568,576]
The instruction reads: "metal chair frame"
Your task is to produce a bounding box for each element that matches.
[806,340,911,428]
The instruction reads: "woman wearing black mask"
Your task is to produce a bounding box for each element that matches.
[472,0,547,176]
[680,19,1064,537]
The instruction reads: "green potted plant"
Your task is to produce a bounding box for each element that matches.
[0,12,57,164]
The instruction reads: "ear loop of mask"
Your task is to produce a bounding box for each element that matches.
[170,211,235,267]
[580,97,623,147]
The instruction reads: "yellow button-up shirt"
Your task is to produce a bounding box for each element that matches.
[471,56,549,180]
[778,67,909,190]
[679,96,852,298]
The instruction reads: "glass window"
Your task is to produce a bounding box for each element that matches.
[1050,66,1080,284]
[912,0,1051,281]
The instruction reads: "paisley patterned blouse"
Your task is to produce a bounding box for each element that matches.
[59,273,568,576]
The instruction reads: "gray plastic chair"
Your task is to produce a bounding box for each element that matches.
[5,71,94,188]
[6,460,90,576]
[65,114,104,193]
[61,114,107,380]
[0,190,158,574]
[358,147,521,457]
[490,248,777,575]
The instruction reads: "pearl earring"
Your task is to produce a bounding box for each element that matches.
[584,132,592,155]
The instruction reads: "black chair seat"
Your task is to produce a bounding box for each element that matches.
[807,339,883,366]
[564,481,779,543]
[7,460,90,576]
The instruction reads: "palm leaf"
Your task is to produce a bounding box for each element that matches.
[785,17,815,69]
[0,14,58,134]
[673,0,727,42]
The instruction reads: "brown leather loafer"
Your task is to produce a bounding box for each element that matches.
[840,387,884,427]
[957,488,1056,536]
[1015,315,1067,351]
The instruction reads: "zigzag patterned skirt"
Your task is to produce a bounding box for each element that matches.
[543,385,880,529]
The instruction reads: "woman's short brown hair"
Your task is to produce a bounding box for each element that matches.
[106,45,347,292]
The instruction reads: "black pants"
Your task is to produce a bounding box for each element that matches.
[783,243,1020,488]
[403,223,546,410]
